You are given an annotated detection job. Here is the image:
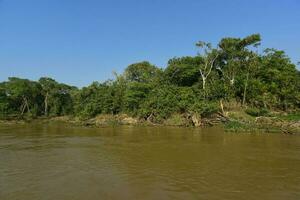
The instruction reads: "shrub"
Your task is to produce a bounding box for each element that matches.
[164,113,190,126]
[192,101,219,117]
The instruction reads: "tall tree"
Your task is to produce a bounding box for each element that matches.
[196,41,219,93]
[241,52,260,106]
[259,48,299,110]
[164,56,202,87]
[218,34,261,86]
[5,77,42,116]
[124,61,162,83]
[39,77,58,116]
[0,83,9,116]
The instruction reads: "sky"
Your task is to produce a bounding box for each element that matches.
[0,0,299,87]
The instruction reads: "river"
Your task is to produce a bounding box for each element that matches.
[0,122,299,200]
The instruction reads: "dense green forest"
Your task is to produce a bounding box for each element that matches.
[1,34,299,123]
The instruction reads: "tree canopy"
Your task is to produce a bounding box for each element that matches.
[0,34,299,121]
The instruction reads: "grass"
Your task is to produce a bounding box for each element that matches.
[164,114,190,126]
[224,120,254,132]
[276,113,300,121]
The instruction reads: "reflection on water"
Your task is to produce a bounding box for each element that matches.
[0,122,300,200]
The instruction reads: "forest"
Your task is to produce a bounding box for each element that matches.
[0,34,299,126]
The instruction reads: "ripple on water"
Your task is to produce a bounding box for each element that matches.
[1,124,300,200]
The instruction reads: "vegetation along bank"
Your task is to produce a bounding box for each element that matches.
[0,34,299,133]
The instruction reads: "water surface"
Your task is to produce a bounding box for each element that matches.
[0,123,300,200]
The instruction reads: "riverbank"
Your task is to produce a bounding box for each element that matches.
[1,111,299,134]
[224,112,300,134]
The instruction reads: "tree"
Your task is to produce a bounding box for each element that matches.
[39,77,76,116]
[218,34,261,86]
[39,77,57,116]
[0,83,9,117]
[4,77,42,116]
[164,56,202,86]
[52,83,75,115]
[124,82,151,113]
[196,41,219,93]
[139,85,180,121]
[217,34,261,104]
[72,82,103,118]
[258,49,299,110]
[124,61,162,83]
[0,33,299,122]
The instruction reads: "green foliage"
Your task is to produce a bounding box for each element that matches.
[164,113,189,126]
[257,49,299,110]
[0,34,299,123]
[224,121,253,132]
[164,56,202,86]
[192,101,219,117]
[0,84,9,117]
[138,85,180,122]
[245,108,270,117]
[3,77,43,117]
[73,82,112,118]
[124,82,151,113]
[276,112,300,122]
[124,61,162,83]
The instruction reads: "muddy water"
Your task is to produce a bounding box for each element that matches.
[0,123,299,200]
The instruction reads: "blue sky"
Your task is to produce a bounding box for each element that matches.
[0,0,299,87]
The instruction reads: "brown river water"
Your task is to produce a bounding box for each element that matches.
[0,122,300,200]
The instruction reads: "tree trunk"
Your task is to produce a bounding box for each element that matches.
[44,92,48,116]
[220,99,225,116]
[24,97,30,114]
[200,74,206,98]
[20,103,26,115]
[202,77,206,91]
[230,77,235,86]
[21,96,30,115]
[283,99,288,111]
[242,72,249,107]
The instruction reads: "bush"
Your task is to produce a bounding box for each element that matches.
[192,101,219,117]
[164,113,190,126]
[224,121,253,132]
